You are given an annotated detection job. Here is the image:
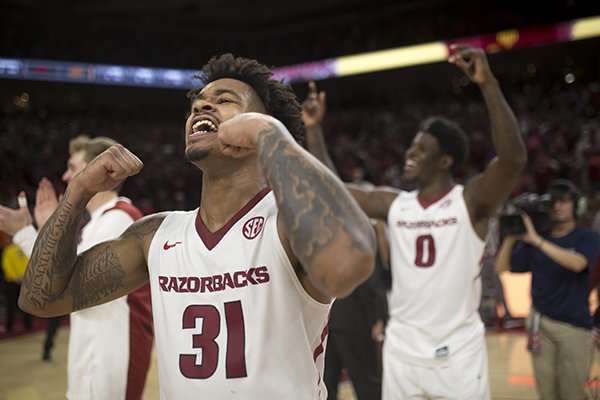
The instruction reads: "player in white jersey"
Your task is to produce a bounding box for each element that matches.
[150,189,331,397]
[304,45,527,399]
[386,185,485,365]
[1,136,153,400]
[18,54,376,399]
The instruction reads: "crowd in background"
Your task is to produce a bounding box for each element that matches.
[2,63,599,220]
[1,1,599,219]
[325,75,600,195]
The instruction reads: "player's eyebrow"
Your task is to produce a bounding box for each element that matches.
[194,88,242,101]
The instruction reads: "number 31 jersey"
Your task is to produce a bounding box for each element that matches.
[147,188,331,399]
[386,185,486,364]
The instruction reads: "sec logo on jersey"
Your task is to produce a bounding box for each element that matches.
[242,216,265,239]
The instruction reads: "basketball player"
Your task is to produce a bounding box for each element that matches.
[2,136,153,400]
[304,44,527,399]
[18,54,376,399]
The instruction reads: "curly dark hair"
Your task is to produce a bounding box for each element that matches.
[419,116,469,173]
[187,54,304,143]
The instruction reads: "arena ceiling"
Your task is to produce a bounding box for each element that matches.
[4,0,457,34]
[4,0,599,53]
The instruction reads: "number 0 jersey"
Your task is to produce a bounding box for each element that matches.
[386,185,486,364]
[148,188,331,399]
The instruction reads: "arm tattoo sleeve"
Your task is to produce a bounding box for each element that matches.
[22,191,88,310]
[70,215,165,310]
[23,191,166,311]
[71,245,125,310]
[258,123,372,265]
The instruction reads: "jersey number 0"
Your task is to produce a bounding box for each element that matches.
[415,234,436,267]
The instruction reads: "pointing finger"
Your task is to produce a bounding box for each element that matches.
[308,81,318,99]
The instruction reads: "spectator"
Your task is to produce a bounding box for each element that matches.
[1,238,32,334]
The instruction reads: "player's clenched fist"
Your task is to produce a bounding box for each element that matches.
[218,113,288,158]
[73,144,143,194]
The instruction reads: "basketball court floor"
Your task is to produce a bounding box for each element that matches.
[2,271,599,399]
[1,324,599,400]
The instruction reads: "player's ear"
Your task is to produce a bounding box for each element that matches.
[439,154,453,171]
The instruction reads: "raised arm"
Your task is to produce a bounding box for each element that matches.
[18,145,154,317]
[301,82,399,221]
[302,81,337,173]
[34,177,60,229]
[450,45,527,236]
[14,178,61,257]
[218,112,376,300]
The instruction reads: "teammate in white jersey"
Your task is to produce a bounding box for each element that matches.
[304,45,527,399]
[18,54,376,399]
[1,135,153,400]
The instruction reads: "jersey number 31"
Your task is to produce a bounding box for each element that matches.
[180,300,247,379]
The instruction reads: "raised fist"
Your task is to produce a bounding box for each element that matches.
[73,144,143,194]
[218,113,286,158]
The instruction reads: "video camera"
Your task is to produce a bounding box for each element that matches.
[499,193,553,237]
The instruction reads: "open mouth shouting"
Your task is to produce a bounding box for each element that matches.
[189,117,219,141]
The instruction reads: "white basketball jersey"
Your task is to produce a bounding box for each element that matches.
[67,197,152,400]
[148,188,331,399]
[386,185,485,364]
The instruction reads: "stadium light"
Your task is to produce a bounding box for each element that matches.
[1,15,599,88]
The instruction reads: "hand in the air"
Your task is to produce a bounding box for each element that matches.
[0,192,33,235]
[73,144,143,195]
[34,178,59,229]
[301,81,327,129]
[448,44,495,85]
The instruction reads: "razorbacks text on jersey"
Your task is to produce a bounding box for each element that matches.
[385,185,486,364]
[148,188,331,399]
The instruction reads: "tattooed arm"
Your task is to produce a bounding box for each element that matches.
[218,113,376,301]
[18,145,154,317]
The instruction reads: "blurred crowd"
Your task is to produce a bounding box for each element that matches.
[325,75,600,195]
[2,0,599,221]
[1,107,195,214]
[2,2,600,217]
[1,66,599,219]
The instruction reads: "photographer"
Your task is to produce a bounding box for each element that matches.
[496,179,599,400]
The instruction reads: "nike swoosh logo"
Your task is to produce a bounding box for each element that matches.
[163,241,182,250]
